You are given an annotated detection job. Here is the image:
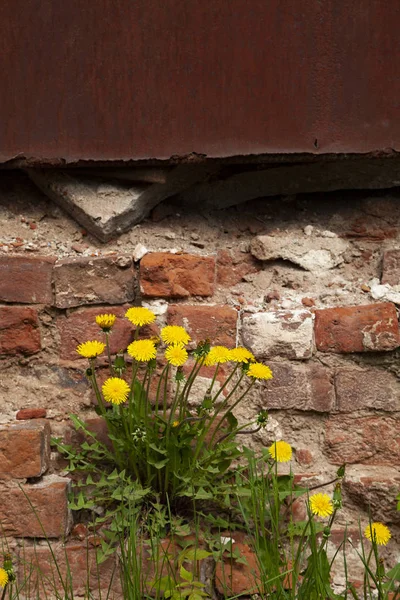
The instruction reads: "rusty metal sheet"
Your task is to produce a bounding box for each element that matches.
[0,0,399,162]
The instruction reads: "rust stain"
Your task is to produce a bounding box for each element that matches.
[0,1,399,162]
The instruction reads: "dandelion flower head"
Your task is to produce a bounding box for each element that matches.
[0,568,8,588]
[268,440,292,463]
[165,343,188,367]
[247,362,273,381]
[95,313,117,331]
[102,377,130,405]
[229,347,255,363]
[309,493,334,518]
[127,339,157,362]
[204,346,231,366]
[125,307,156,327]
[161,325,191,345]
[364,522,391,546]
[76,340,106,359]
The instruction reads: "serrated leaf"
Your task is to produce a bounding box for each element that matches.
[180,565,193,583]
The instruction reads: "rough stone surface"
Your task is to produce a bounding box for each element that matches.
[314,303,400,352]
[0,421,50,479]
[167,304,238,346]
[0,475,71,537]
[216,249,260,287]
[324,416,400,466]
[0,306,41,355]
[343,466,400,524]
[0,255,55,304]
[250,233,348,271]
[382,249,400,285]
[19,542,121,598]
[369,277,400,305]
[53,255,135,308]
[242,310,314,359]
[335,367,400,412]
[140,253,215,298]
[248,362,335,412]
[57,305,134,360]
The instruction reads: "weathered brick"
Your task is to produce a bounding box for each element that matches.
[0,306,41,355]
[54,255,135,308]
[314,303,400,352]
[248,362,334,412]
[382,249,400,285]
[0,255,55,304]
[167,304,238,346]
[216,249,260,287]
[18,542,121,598]
[0,475,71,537]
[335,367,400,412]
[324,415,400,466]
[140,252,215,298]
[0,421,50,480]
[215,532,260,596]
[57,305,134,360]
[242,310,313,360]
[343,466,400,524]
[16,408,47,420]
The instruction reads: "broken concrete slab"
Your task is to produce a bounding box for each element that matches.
[250,233,348,271]
[178,158,400,210]
[26,164,218,242]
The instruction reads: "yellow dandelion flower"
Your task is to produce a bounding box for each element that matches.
[165,344,188,367]
[102,377,130,405]
[364,522,391,546]
[127,339,157,362]
[229,347,255,363]
[0,568,8,588]
[125,307,156,327]
[247,362,273,381]
[160,325,191,345]
[76,340,106,359]
[204,346,231,366]
[309,493,334,518]
[268,440,292,463]
[172,420,180,427]
[95,313,117,331]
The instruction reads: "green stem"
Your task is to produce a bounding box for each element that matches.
[104,331,114,375]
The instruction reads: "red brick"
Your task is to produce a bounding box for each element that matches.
[140,252,215,298]
[18,542,121,598]
[344,218,397,240]
[0,255,55,304]
[0,306,41,355]
[335,367,400,412]
[167,304,237,347]
[0,476,71,537]
[16,408,47,419]
[215,531,260,596]
[57,305,134,360]
[382,249,400,285]
[252,362,334,412]
[314,303,400,352]
[54,255,135,308]
[216,249,260,287]
[324,415,400,466]
[295,448,314,466]
[0,421,50,479]
[343,466,400,524]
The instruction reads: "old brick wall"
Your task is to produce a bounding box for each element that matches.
[0,175,400,595]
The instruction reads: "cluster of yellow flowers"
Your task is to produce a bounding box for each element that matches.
[76,306,273,406]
